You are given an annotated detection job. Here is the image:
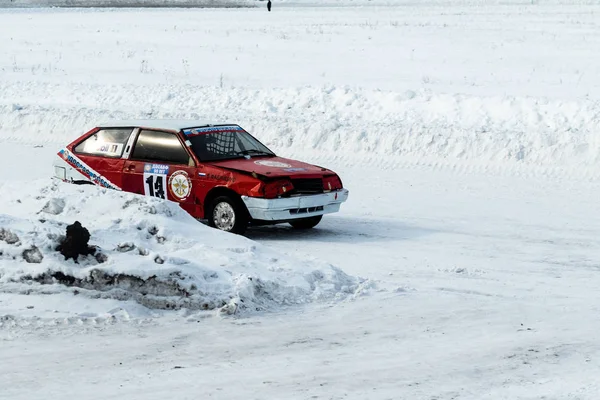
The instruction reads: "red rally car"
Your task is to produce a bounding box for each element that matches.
[52,120,349,234]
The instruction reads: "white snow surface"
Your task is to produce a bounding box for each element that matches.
[2,4,600,175]
[2,0,253,8]
[2,2,600,399]
[0,180,369,318]
[6,83,600,173]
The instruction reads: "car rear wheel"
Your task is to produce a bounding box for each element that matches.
[208,195,248,234]
[289,215,322,230]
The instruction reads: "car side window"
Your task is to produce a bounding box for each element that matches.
[131,130,192,165]
[74,128,133,158]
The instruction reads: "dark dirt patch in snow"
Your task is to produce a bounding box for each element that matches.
[0,228,20,245]
[25,270,227,311]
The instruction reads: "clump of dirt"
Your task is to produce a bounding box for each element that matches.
[22,246,43,263]
[0,228,20,245]
[55,221,97,263]
[116,242,136,252]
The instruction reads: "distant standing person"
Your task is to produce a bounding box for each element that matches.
[267,0,272,11]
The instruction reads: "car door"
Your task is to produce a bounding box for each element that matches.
[122,129,198,216]
[71,127,135,189]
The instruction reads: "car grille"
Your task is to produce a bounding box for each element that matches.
[289,206,324,215]
[291,178,323,194]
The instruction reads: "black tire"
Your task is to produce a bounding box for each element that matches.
[207,195,248,234]
[289,215,322,230]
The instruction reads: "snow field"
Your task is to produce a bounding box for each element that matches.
[1,3,600,398]
[2,4,600,176]
[2,4,599,99]
[2,0,252,8]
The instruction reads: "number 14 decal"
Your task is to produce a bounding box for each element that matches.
[143,164,170,199]
[145,175,166,199]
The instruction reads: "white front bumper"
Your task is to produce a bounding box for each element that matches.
[241,189,349,221]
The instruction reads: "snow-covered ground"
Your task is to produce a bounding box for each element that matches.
[2,2,600,399]
[0,180,370,318]
[2,0,253,8]
[4,4,600,174]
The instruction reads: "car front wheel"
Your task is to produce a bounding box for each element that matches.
[289,215,322,230]
[208,195,248,234]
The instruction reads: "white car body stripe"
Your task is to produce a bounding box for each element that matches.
[56,148,121,190]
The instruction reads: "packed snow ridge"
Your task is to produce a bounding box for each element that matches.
[1,0,253,8]
[2,83,600,170]
[0,181,371,317]
[3,0,598,7]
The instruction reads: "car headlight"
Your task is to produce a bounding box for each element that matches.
[323,175,343,191]
[261,179,294,198]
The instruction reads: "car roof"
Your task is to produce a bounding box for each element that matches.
[97,119,222,131]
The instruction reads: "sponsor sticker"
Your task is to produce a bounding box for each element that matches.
[206,173,235,182]
[58,148,120,190]
[143,164,169,199]
[283,167,307,172]
[183,125,243,137]
[80,140,123,156]
[254,160,292,168]
[96,142,123,156]
[169,170,192,201]
[144,163,169,174]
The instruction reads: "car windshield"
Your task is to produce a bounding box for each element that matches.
[183,125,275,162]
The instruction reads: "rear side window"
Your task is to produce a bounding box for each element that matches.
[131,130,191,165]
[74,128,132,158]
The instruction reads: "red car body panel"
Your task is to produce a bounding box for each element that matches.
[77,153,126,189]
[121,159,200,217]
[208,156,332,177]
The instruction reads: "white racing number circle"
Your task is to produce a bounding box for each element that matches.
[168,170,192,201]
[254,160,292,168]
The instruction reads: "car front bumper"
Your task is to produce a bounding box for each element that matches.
[241,189,349,221]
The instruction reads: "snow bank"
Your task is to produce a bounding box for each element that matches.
[276,0,600,5]
[2,82,600,169]
[1,0,253,8]
[0,180,370,320]
[2,6,600,172]
[4,0,597,7]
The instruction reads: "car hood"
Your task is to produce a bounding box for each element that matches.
[207,156,332,177]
